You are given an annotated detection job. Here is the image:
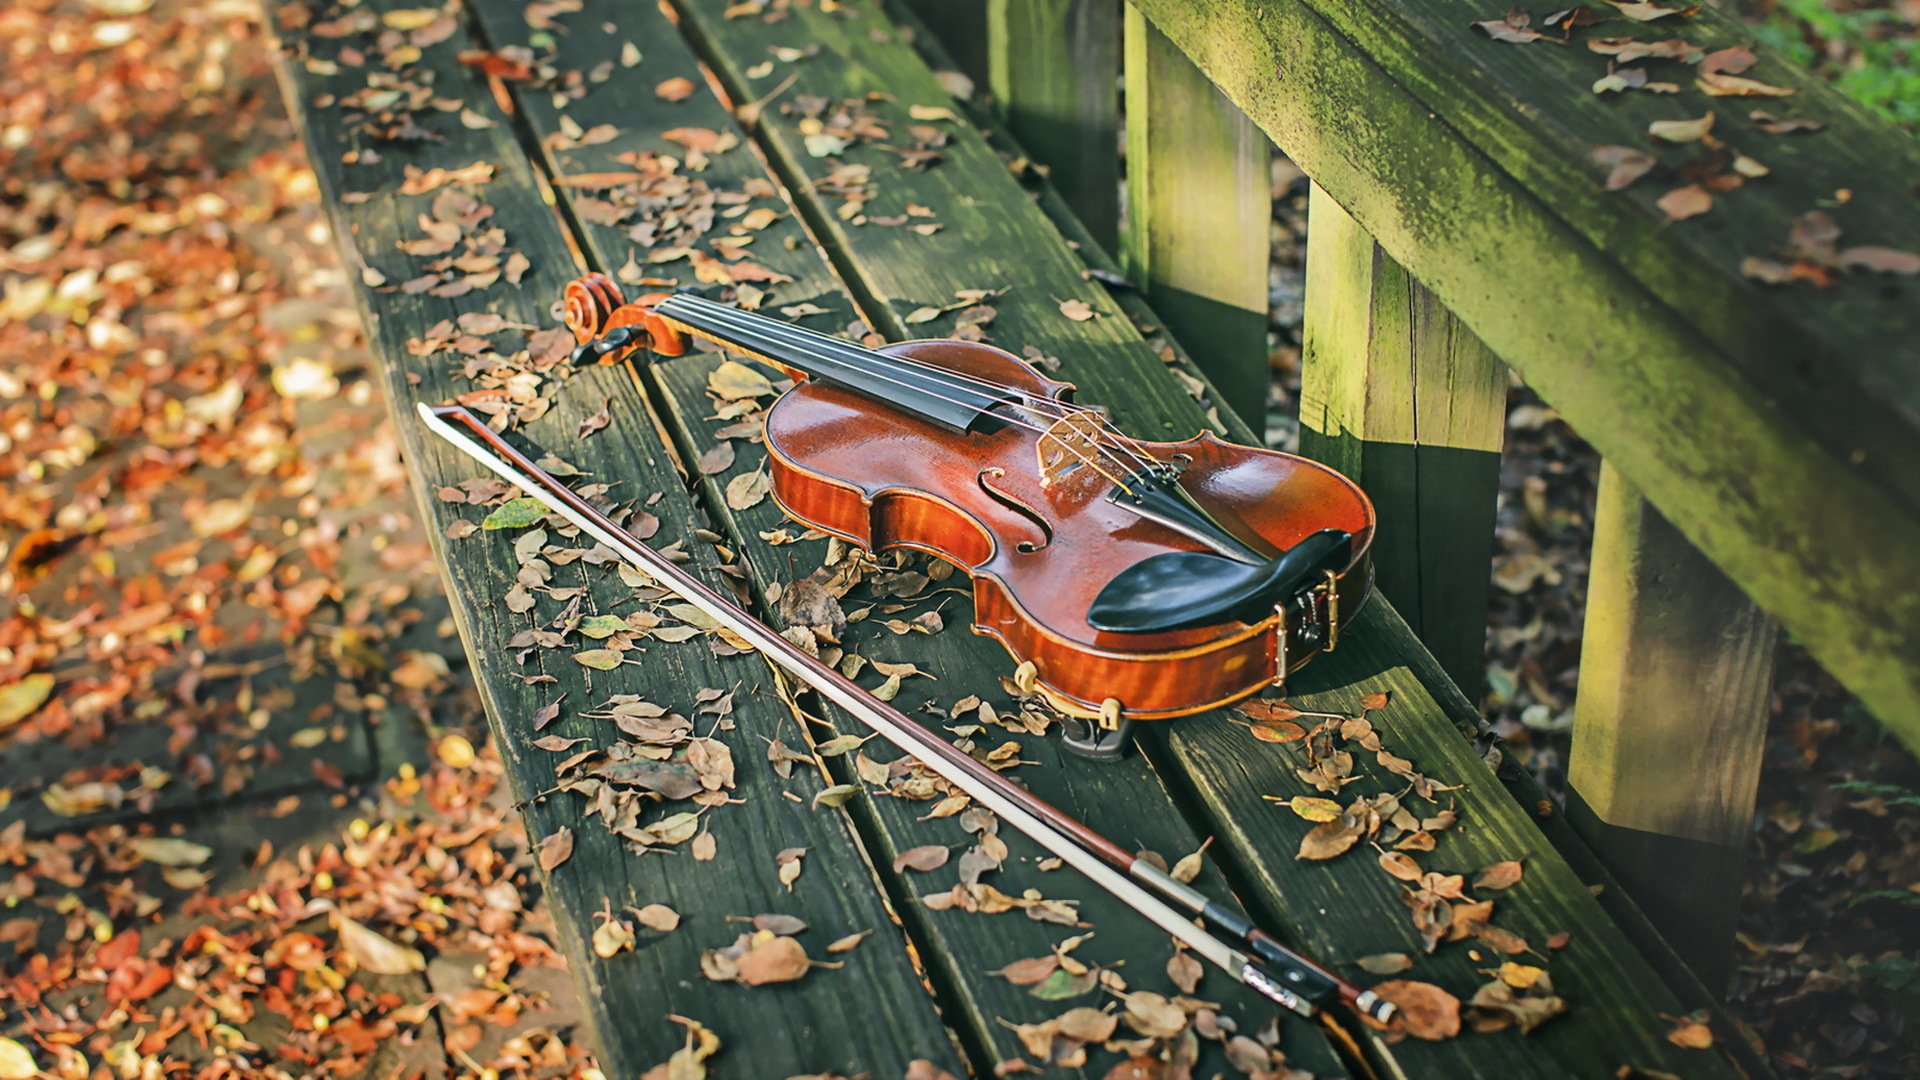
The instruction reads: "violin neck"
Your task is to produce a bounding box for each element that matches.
[653,294,1011,433]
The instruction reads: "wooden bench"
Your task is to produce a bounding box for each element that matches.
[268,0,1917,1075]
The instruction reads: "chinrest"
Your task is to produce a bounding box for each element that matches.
[1086,529,1352,634]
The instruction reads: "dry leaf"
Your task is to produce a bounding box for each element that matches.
[1358,952,1415,975]
[1657,184,1713,220]
[1280,795,1343,822]
[1843,247,1920,275]
[1152,950,1198,995]
[593,917,635,957]
[1648,113,1715,143]
[1057,298,1096,321]
[1666,1014,1714,1049]
[1297,819,1361,861]
[655,77,697,102]
[725,469,770,510]
[537,827,575,871]
[1592,146,1657,191]
[1373,979,1462,1040]
[893,845,951,873]
[1379,852,1424,882]
[0,673,55,732]
[636,903,680,932]
[1474,860,1524,891]
[1249,719,1306,743]
[1474,10,1548,43]
[737,935,811,985]
[339,917,425,975]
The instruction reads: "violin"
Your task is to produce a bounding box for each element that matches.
[562,274,1375,758]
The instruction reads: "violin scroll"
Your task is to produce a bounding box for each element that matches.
[562,274,689,364]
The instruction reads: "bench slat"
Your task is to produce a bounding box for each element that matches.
[462,0,1349,1070]
[268,7,965,1075]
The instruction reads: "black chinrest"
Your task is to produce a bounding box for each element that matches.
[1085,529,1352,634]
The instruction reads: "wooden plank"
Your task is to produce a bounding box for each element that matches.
[986,0,1121,253]
[1568,464,1777,991]
[267,6,964,1076]
[1126,0,1920,747]
[1121,7,1270,434]
[637,1,1734,1074]
[465,0,1344,1073]
[1298,185,1506,695]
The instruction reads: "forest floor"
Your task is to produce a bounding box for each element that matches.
[0,0,1914,1078]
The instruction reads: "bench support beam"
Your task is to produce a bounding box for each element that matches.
[987,0,1120,253]
[1298,185,1505,695]
[1569,462,1777,991]
[1120,8,1270,435]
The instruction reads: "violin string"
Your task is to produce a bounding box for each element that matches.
[658,298,1170,480]
[657,299,1169,480]
[657,308,1145,494]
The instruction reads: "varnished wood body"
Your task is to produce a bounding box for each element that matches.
[761,339,1375,721]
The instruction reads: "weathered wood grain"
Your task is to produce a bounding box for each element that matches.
[986,0,1121,254]
[1569,464,1776,990]
[465,0,1344,1072]
[269,4,964,1075]
[1121,7,1270,434]
[1128,0,1920,747]
[1298,186,1506,696]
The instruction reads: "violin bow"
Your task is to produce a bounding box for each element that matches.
[417,402,1394,1026]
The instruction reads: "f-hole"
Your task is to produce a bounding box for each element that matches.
[977,468,1052,553]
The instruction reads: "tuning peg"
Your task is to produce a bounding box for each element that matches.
[568,325,639,366]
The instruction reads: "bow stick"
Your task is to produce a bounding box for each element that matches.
[418,402,1393,1025]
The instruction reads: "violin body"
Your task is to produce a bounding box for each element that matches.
[563,275,1374,734]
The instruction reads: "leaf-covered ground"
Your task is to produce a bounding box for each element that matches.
[1,0,1913,1077]
[0,1,596,1075]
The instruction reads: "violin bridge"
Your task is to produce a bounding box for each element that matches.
[1035,412,1106,488]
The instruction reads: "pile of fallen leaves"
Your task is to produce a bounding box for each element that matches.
[1237,694,1572,1044]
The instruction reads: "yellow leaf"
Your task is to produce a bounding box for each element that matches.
[0,673,55,732]
[338,917,425,975]
[706,359,774,400]
[129,837,212,867]
[593,917,636,957]
[0,1038,36,1080]
[380,9,440,30]
[1282,795,1342,822]
[437,733,477,768]
[1498,961,1546,989]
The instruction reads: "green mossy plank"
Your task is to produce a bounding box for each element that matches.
[466,0,1346,1071]
[268,4,963,1076]
[1128,0,1920,750]
[670,0,1743,1075]
[986,0,1122,254]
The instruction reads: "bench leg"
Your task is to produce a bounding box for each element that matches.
[1121,7,1270,435]
[1297,185,1507,697]
[1568,462,1777,992]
